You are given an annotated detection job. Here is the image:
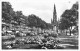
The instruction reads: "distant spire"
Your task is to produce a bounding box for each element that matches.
[53,4,57,25]
[53,4,56,15]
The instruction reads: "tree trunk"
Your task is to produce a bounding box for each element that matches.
[66,30,67,35]
[69,29,71,36]
[69,26,72,36]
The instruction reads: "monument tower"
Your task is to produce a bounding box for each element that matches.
[51,4,58,31]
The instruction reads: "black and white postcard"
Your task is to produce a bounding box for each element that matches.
[1,0,79,49]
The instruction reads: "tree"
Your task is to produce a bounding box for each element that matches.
[2,2,52,30]
[27,14,52,29]
[59,2,78,35]
[2,2,14,23]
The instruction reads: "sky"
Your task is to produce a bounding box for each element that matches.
[2,0,78,23]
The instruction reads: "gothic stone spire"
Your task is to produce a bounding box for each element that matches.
[53,4,57,26]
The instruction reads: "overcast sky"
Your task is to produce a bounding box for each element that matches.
[2,0,78,23]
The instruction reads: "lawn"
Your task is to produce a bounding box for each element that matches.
[57,34,78,49]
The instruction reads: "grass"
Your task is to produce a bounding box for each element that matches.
[57,34,78,49]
